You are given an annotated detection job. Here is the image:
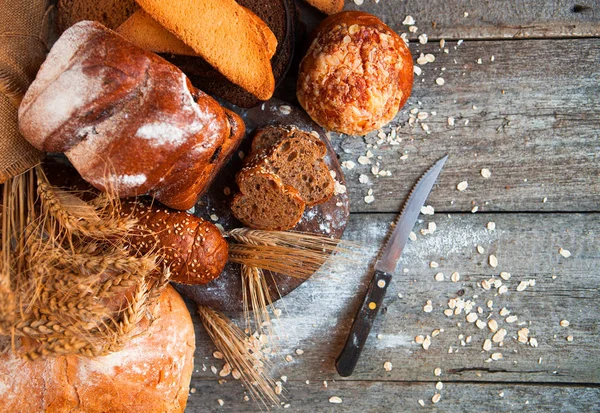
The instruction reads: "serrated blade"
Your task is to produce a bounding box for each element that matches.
[374,155,448,274]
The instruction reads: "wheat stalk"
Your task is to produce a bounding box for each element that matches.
[241,265,276,338]
[198,305,280,407]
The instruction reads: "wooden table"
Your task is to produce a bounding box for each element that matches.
[186,1,600,411]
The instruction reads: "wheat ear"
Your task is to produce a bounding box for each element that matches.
[198,305,280,407]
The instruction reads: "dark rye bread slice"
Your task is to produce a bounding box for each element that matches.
[246,126,334,206]
[165,0,295,108]
[231,167,305,231]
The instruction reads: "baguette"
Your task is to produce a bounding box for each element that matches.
[135,0,275,100]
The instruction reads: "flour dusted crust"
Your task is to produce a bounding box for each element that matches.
[0,286,195,412]
[297,11,414,135]
[18,21,245,211]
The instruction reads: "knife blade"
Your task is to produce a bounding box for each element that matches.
[335,155,448,377]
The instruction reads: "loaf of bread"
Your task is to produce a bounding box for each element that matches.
[135,0,275,101]
[18,21,245,211]
[0,285,195,412]
[232,126,335,230]
[304,0,344,15]
[123,199,229,285]
[297,11,414,135]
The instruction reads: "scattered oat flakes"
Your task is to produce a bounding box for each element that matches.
[500,272,511,280]
[357,155,370,165]
[275,381,283,395]
[447,117,455,126]
[402,15,415,25]
[506,315,518,323]
[421,205,435,215]
[530,337,539,347]
[560,320,570,327]
[423,300,433,313]
[476,319,487,329]
[435,77,445,86]
[425,53,435,63]
[296,349,304,355]
[498,285,508,294]
[329,396,343,404]
[434,367,442,376]
[211,366,218,374]
[423,335,432,350]
[418,34,428,44]
[435,272,444,282]
[481,279,491,290]
[414,65,422,76]
[218,399,224,406]
[384,361,393,371]
[364,195,375,204]
[432,393,441,403]
[213,351,224,359]
[489,255,498,268]
[481,168,492,178]
[517,328,530,343]
[409,231,417,241]
[353,0,363,5]
[436,381,443,390]
[477,245,485,254]
[342,160,356,170]
[466,313,478,323]
[444,309,453,317]
[451,272,460,282]
[491,352,503,360]
[487,222,496,231]
[567,335,574,342]
[483,339,492,351]
[358,174,369,184]
[492,328,507,343]
[457,181,468,191]
[430,261,439,268]
[499,307,510,316]
[559,248,571,258]
[418,399,425,407]
[285,355,294,362]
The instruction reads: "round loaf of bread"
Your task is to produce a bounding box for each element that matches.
[0,285,195,412]
[297,11,413,136]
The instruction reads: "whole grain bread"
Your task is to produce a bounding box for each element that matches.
[247,126,334,206]
[135,0,275,100]
[57,0,138,32]
[232,168,305,230]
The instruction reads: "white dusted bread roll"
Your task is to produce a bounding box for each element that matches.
[0,285,195,412]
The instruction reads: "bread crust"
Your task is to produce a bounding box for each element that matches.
[0,286,195,413]
[136,0,275,100]
[18,21,245,211]
[123,199,229,285]
[297,11,414,135]
[304,0,344,15]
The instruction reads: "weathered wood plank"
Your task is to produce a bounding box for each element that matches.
[299,0,600,40]
[187,380,600,412]
[188,213,600,387]
[323,38,600,213]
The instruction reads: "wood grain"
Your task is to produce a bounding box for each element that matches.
[187,380,600,412]
[325,38,600,214]
[187,213,599,387]
[299,0,600,40]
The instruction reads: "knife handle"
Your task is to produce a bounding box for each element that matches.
[335,269,392,377]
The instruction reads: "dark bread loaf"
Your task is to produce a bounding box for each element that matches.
[123,199,229,285]
[231,167,305,231]
[18,21,245,211]
[58,0,139,32]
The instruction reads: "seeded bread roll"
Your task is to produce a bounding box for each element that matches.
[0,285,195,413]
[123,199,228,285]
[297,11,414,135]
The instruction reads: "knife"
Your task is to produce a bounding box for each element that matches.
[335,155,448,377]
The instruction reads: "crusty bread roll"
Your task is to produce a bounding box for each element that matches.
[304,0,344,15]
[297,11,414,135]
[0,285,195,412]
[18,21,245,211]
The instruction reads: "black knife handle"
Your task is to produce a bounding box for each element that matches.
[335,269,392,377]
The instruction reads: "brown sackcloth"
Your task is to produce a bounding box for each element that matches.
[0,0,55,182]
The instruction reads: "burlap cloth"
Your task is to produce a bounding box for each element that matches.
[0,0,55,182]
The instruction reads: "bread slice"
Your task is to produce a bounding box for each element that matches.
[251,126,326,158]
[304,0,344,15]
[135,0,275,100]
[232,168,305,230]
[117,8,276,58]
[57,0,138,33]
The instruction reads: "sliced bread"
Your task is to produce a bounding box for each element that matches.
[232,168,305,231]
[135,0,275,100]
[304,0,344,15]
[117,8,276,59]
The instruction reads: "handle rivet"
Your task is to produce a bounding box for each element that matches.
[377,280,386,288]
[368,302,377,310]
